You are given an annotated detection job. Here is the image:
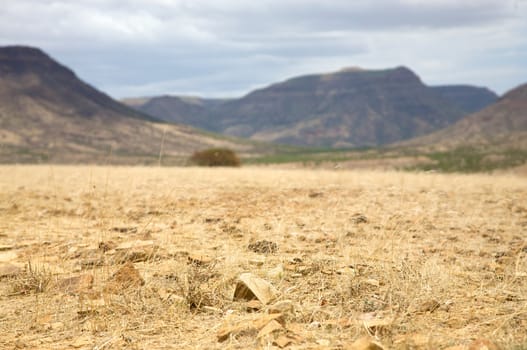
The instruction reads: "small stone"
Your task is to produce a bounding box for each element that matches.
[233,273,278,305]
[104,262,145,294]
[0,245,14,251]
[468,339,501,350]
[56,274,94,295]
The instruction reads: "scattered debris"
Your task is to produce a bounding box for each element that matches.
[233,273,278,305]
[248,240,278,254]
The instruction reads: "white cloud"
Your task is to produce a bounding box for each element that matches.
[0,0,525,97]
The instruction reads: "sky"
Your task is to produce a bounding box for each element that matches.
[1,0,526,98]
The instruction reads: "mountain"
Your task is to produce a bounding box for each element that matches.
[0,46,255,164]
[125,95,228,126]
[431,85,497,114]
[400,83,527,149]
[126,67,497,147]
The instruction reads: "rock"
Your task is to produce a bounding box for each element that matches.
[104,262,145,294]
[248,240,278,254]
[56,274,94,294]
[0,263,22,278]
[468,339,501,350]
[233,273,278,305]
[348,336,385,350]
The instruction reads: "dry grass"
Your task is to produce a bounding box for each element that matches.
[0,165,526,349]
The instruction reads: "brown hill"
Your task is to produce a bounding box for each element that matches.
[128,68,496,148]
[0,46,255,164]
[402,83,527,149]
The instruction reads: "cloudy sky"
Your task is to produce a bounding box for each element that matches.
[1,0,526,98]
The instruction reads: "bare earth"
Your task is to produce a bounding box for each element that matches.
[0,166,526,349]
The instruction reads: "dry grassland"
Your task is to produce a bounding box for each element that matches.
[0,165,526,349]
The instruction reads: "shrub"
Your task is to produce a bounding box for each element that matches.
[189,148,240,167]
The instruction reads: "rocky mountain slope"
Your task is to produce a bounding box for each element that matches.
[0,46,255,164]
[127,67,497,148]
[401,83,527,149]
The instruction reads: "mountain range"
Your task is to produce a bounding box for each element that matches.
[401,83,527,149]
[126,67,497,147]
[0,46,256,164]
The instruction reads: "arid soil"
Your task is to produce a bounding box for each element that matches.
[0,166,526,349]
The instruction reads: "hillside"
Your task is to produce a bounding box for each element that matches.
[126,67,497,148]
[402,83,527,149]
[431,85,497,114]
[0,46,256,164]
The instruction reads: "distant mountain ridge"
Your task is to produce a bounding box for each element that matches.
[126,67,497,147]
[0,46,255,163]
[401,83,527,149]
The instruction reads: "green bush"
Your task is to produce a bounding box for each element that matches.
[189,148,240,167]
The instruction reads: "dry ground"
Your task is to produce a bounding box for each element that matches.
[0,165,526,349]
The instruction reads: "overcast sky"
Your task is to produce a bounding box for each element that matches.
[1,0,526,98]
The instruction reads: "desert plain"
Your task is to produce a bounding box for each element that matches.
[0,165,526,349]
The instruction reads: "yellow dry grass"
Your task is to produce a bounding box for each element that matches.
[0,165,526,349]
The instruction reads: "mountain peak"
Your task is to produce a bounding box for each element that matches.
[0,45,49,60]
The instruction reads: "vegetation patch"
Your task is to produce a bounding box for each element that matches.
[408,147,527,173]
[190,148,241,167]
